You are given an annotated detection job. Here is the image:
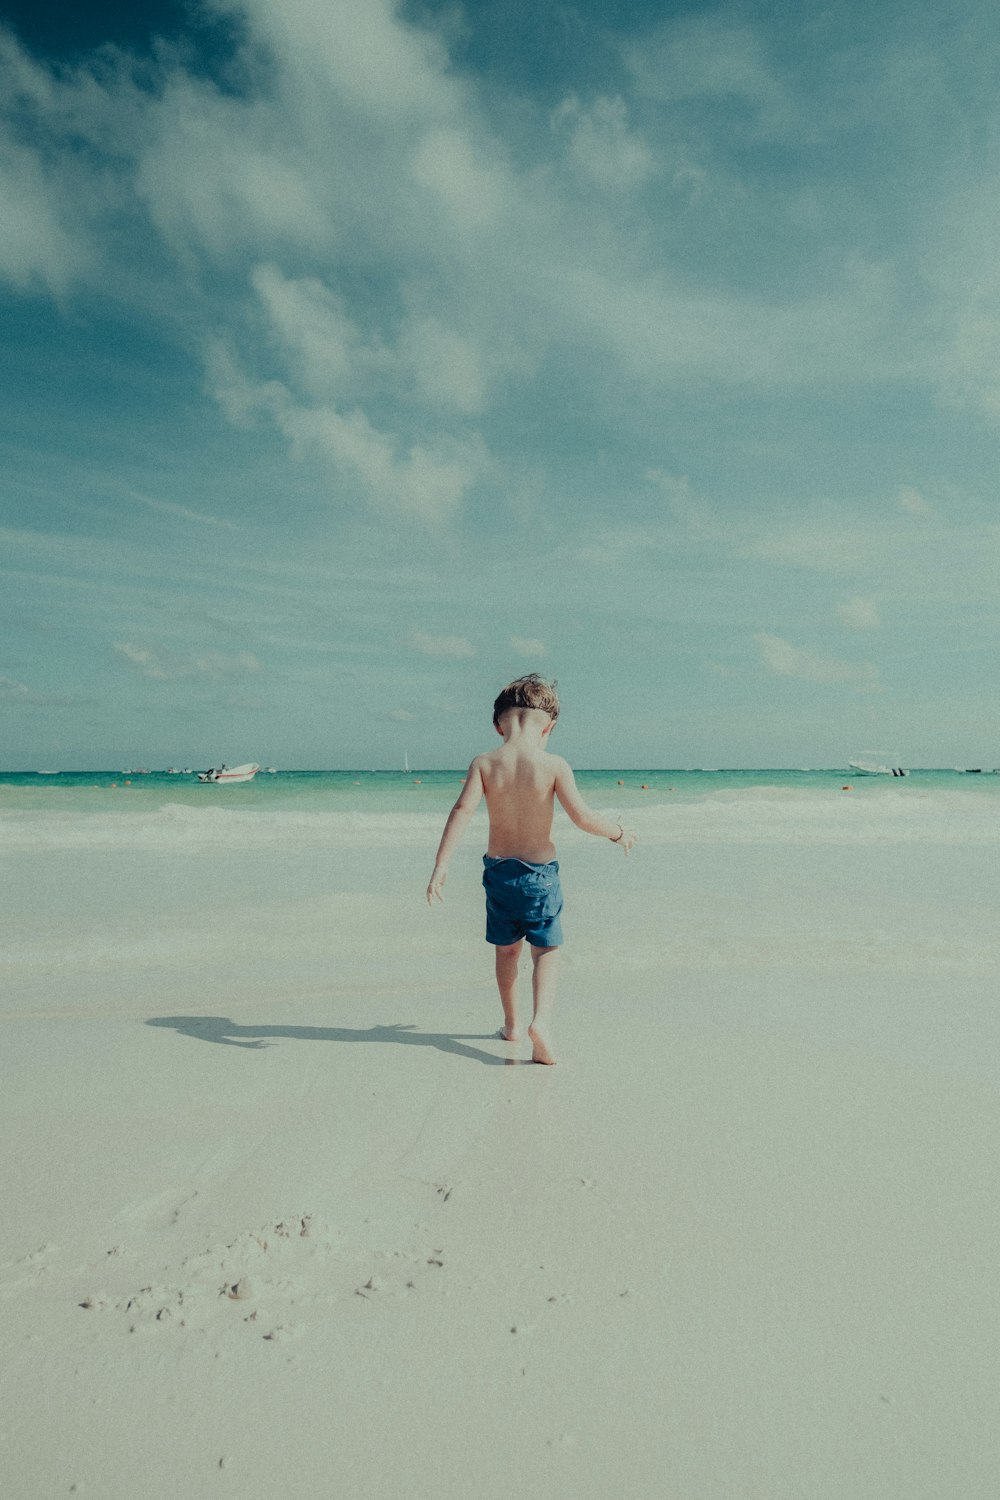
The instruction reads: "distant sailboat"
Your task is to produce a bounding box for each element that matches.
[404,750,410,773]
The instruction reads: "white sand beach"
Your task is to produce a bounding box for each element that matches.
[3,789,1000,1498]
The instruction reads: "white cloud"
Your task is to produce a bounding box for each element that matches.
[251,264,490,416]
[745,524,880,573]
[203,328,483,525]
[238,0,459,122]
[509,636,546,657]
[190,652,262,678]
[411,630,475,659]
[552,95,655,192]
[836,596,880,630]
[114,643,170,680]
[755,633,880,692]
[251,263,361,397]
[2,0,993,425]
[397,314,488,415]
[114,643,262,680]
[129,491,239,530]
[0,673,79,707]
[897,485,935,516]
[0,135,86,292]
[202,340,282,428]
[137,82,333,259]
[411,128,511,231]
[624,14,799,139]
[278,401,479,524]
[646,469,737,545]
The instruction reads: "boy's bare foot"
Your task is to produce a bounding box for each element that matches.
[528,1023,556,1065]
[497,1026,522,1042]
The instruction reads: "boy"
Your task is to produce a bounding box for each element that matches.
[426,674,636,1064]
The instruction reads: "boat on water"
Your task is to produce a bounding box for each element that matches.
[197,762,260,784]
[848,753,908,777]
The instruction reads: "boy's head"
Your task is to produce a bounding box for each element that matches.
[492,674,560,730]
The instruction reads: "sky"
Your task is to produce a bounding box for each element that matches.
[2,0,1000,770]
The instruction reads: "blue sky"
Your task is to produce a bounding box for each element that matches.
[3,0,1000,769]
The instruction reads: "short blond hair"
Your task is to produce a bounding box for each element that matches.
[492,673,560,728]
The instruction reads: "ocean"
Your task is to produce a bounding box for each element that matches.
[2,767,998,851]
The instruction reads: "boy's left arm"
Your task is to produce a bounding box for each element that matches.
[426,760,485,904]
[554,757,636,851]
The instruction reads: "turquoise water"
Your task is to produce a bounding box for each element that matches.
[3,766,1000,816]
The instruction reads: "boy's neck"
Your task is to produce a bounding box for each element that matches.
[497,708,552,746]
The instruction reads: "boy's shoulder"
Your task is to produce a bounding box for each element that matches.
[472,746,569,772]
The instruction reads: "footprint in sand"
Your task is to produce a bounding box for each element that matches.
[86,1215,450,1335]
[81,1215,325,1335]
[1,1243,62,1297]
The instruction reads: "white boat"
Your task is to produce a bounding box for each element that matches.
[197,762,259,784]
[848,753,908,777]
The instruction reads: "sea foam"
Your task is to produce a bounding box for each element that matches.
[0,788,995,853]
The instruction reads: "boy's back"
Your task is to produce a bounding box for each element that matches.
[475,727,562,864]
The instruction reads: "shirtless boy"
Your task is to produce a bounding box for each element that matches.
[426,674,636,1064]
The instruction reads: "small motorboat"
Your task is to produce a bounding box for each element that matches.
[197,762,259,784]
[848,754,908,777]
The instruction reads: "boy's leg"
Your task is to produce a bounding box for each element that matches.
[528,944,560,1065]
[494,940,524,1040]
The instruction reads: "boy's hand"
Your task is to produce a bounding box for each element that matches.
[615,825,637,854]
[426,867,447,904]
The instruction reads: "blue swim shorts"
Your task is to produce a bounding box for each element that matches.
[482,856,564,948]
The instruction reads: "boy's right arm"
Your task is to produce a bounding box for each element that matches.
[426,759,485,904]
[553,759,636,852]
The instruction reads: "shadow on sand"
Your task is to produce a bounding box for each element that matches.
[146,1016,533,1066]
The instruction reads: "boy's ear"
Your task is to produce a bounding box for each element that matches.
[541,718,555,738]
